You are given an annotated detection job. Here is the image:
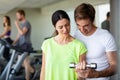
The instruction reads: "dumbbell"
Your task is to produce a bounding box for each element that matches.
[69,62,97,69]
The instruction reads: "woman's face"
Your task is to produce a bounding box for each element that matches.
[55,18,70,36]
[3,17,7,23]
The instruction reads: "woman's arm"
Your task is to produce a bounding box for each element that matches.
[40,52,46,80]
[77,53,86,80]
[79,53,86,62]
[0,26,9,38]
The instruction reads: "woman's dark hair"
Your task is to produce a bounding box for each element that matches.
[74,3,95,22]
[3,16,11,27]
[51,10,70,36]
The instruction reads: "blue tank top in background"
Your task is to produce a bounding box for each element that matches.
[6,30,11,36]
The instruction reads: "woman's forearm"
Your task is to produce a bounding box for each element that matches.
[40,52,46,80]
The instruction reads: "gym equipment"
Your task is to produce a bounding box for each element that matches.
[0,39,6,59]
[69,62,97,69]
[0,39,41,80]
[5,47,41,80]
[0,39,10,74]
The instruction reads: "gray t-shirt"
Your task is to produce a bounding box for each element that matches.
[18,20,31,46]
[101,20,110,31]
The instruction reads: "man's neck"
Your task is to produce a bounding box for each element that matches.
[21,18,26,23]
[86,25,97,36]
[107,17,110,21]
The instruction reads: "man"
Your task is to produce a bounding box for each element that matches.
[74,3,117,80]
[101,12,110,31]
[13,10,35,80]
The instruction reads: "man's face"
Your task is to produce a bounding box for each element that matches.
[16,12,22,21]
[76,19,93,36]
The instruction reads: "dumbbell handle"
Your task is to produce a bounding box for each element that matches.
[69,63,97,69]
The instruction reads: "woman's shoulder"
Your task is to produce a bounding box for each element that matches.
[4,26,11,30]
[43,37,53,44]
[71,39,87,52]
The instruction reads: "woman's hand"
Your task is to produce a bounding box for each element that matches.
[75,61,98,78]
[76,61,86,70]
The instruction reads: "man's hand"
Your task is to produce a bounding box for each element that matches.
[75,61,98,78]
[75,52,117,78]
[76,68,98,78]
[15,20,19,28]
[14,20,28,36]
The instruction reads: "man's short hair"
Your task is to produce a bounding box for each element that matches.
[107,12,110,18]
[74,3,95,22]
[16,9,25,16]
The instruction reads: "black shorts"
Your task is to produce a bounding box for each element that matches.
[16,43,33,55]
[3,37,13,61]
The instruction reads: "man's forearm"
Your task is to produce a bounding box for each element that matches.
[16,26,23,35]
[96,65,116,78]
[95,52,117,78]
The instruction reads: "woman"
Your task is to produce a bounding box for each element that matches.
[40,10,87,80]
[0,16,13,61]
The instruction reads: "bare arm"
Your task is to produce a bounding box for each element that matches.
[96,51,117,77]
[40,52,45,80]
[15,20,28,36]
[76,51,117,78]
[0,26,9,38]
[78,53,86,80]
[79,53,86,62]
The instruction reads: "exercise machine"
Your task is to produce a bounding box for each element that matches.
[0,39,41,80]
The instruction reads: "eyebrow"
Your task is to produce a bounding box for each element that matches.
[77,23,89,27]
[84,24,89,26]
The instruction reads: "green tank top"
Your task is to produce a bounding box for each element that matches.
[41,38,87,80]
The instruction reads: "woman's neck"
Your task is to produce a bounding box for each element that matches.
[54,35,74,45]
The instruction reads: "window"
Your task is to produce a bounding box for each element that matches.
[95,4,110,28]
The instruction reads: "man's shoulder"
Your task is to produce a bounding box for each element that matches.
[96,28,114,41]
[102,20,109,24]
[21,20,31,28]
[96,28,110,35]
[24,20,30,24]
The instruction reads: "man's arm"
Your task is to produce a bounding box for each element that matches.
[76,51,117,78]
[15,20,28,36]
[96,51,117,77]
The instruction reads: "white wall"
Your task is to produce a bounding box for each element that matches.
[97,4,110,28]
[0,0,110,50]
[0,9,54,50]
